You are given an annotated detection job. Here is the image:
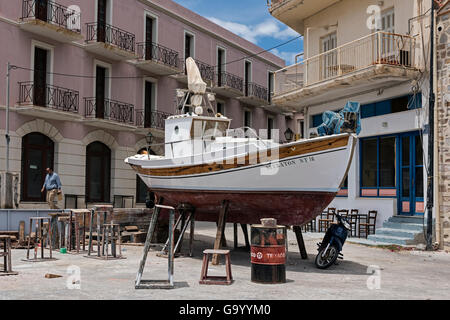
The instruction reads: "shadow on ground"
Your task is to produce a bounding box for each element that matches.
[147,233,370,276]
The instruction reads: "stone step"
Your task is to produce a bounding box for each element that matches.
[375,228,420,239]
[367,234,415,246]
[388,215,424,224]
[382,221,424,231]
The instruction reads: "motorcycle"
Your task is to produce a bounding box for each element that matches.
[315,212,351,269]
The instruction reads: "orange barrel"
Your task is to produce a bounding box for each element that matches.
[250,218,286,284]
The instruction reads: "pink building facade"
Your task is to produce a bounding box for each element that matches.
[0,0,289,208]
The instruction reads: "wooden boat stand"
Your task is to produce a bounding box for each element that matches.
[135,201,175,290]
[48,211,69,250]
[212,200,229,265]
[293,226,308,260]
[24,217,57,262]
[0,235,18,276]
[158,203,195,258]
[69,210,90,253]
[85,205,124,260]
[233,223,250,250]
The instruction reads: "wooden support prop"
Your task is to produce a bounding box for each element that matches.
[233,223,250,250]
[293,226,308,260]
[212,200,229,265]
[19,221,25,245]
[135,200,176,290]
[241,224,250,249]
[160,203,195,257]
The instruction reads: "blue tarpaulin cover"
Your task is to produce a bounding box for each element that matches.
[317,101,361,136]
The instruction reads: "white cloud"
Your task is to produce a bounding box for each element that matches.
[207,17,299,44]
[270,49,302,65]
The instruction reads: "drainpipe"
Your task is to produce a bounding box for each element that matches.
[426,0,435,251]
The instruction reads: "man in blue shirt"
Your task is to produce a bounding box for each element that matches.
[41,167,62,209]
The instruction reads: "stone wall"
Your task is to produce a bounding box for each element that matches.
[436,8,450,249]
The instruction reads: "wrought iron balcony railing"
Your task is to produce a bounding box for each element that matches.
[86,22,135,53]
[135,109,172,130]
[18,81,79,113]
[21,0,81,32]
[244,82,269,101]
[215,71,244,92]
[137,42,181,70]
[84,97,135,124]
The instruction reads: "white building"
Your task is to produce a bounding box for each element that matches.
[268,0,432,232]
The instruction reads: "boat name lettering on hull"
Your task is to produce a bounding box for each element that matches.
[265,156,315,170]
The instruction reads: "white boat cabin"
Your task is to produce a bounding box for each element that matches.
[164,113,278,160]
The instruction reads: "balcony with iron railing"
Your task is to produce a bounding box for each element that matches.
[238,82,269,107]
[85,22,137,60]
[134,42,183,75]
[212,71,244,98]
[135,109,172,131]
[272,31,421,110]
[19,0,83,43]
[84,97,136,130]
[16,81,81,120]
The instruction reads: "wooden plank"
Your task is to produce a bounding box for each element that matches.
[293,226,308,260]
[212,200,229,265]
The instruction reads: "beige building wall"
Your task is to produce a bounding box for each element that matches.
[303,0,428,59]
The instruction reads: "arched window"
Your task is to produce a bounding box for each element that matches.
[136,148,155,203]
[86,141,111,203]
[21,132,54,202]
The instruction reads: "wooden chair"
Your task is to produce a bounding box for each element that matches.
[359,210,378,239]
[348,209,359,237]
[337,209,349,219]
[318,208,335,232]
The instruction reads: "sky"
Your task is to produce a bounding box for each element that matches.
[172,0,304,66]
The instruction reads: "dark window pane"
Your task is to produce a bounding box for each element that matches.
[136,175,148,203]
[361,103,376,119]
[402,168,410,197]
[408,93,422,110]
[415,135,423,165]
[375,100,391,116]
[402,137,410,166]
[391,95,409,113]
[361,138,378,187]
[415,167,424,198]
[379,137,396,187]
[312,114,323,127]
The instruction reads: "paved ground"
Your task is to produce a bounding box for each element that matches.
[1,222,450,300]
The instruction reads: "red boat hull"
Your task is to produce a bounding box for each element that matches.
[154,190,336,226]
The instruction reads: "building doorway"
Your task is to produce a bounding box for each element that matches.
[21,132,54,202]
[85,141,111,203]
[399,132,424,216]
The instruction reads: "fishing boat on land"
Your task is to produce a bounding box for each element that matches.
[125,58,358,226]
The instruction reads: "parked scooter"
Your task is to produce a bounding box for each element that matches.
[315,212,351,269]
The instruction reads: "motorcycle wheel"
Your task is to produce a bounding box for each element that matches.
[315,245,339,269]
